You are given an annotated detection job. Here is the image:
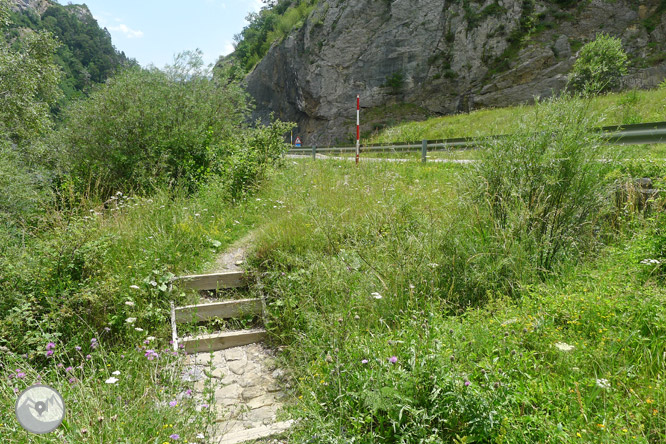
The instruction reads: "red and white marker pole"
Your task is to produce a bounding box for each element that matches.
[356,94,360,164]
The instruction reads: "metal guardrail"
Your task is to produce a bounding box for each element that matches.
[287,121,666,159]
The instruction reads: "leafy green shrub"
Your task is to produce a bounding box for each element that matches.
[468,95,615,279]
[569,33,628,95]
[56,51,251,196]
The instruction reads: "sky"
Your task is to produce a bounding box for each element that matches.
[62,0,265,69]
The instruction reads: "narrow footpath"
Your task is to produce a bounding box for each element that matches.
[175,234,294,444]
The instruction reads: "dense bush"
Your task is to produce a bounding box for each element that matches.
[569,33,628,94]
[56,50,293,198]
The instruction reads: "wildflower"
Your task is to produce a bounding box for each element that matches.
[112,370,121,375]
[185,389,192,397]
[125,317,136,323]
[65,366,73,373]
[361,359,368,364]
[169,400,178,407]
[135,327,144,332]
[16,370,25,379]
[169,434,180,440]
[105,377,118,384]
[130,285,140,290]
[388,356,398,364]
[371,292,383,299]
[200,404,209,409]
[125,301,135,307]
[75,346,82,351]
[464,380,471,386]
[596,378,610,389]
[46,350,54,358]
[196,433,205,439]
[146,336,155,342]
[104,327,111,332]
[145,350,159,360]
[554,342,575,352]
[57,363,64,368]
[640,259,660,265]
[86,354,92,360]
[46,342,56,351]
[69,377,76,384]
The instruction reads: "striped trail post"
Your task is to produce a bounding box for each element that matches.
[422,140,427,163]
[356,94,360,165]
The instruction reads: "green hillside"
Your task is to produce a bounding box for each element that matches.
[6,1,136,105]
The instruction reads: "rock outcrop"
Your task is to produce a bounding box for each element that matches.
[244,0,666,145]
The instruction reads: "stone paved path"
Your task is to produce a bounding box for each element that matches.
[179,232,292,443]
[183,344,291,442]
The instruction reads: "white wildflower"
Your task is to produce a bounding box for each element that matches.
[105,377,118,384]
[146,336,155,342]
[112,370,121,376]
[371,292,383,299]
[129,285,140,290]
[125,301,135,307]
[554,342,575,352]
[596,378,610,389]
[125,317,137,324]
[640,259,661,265]
[135,327,144,332]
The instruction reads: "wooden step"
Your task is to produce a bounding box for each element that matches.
[216,420,294,444]
[181,329,266,354]
[175,298,263,323]
[173,271,245,291]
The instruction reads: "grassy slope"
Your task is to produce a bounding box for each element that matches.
[0,180,287,442]
[245,160,666,442]
[368,89,666,144]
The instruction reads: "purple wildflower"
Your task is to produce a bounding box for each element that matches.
[57,363,64,368]
[69,377,76,384]
[145,349,158,360]
[169,400,178,407]
[46,342,56,351]
[464,381,471,387]
[46,350,54,358]
[388,356,398,364]
[86,354,92,360]
[169,434,180,440]
[16,370,26,379]
[75,346,82,351]
[65,366,73,373]
[361,359,369,364]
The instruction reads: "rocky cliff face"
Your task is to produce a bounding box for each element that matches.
[245,0,666,145]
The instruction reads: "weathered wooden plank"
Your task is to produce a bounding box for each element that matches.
[175,298,263,323]
[181,329,266,354]
[173,271,245,291]
[217,420,294,444]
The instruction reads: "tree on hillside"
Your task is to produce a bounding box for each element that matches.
[569,33,628,95]
[0,0,62,145]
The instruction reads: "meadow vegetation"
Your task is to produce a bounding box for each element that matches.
[247,96,666,442]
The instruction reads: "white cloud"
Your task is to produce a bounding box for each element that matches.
[108,24,144,39]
